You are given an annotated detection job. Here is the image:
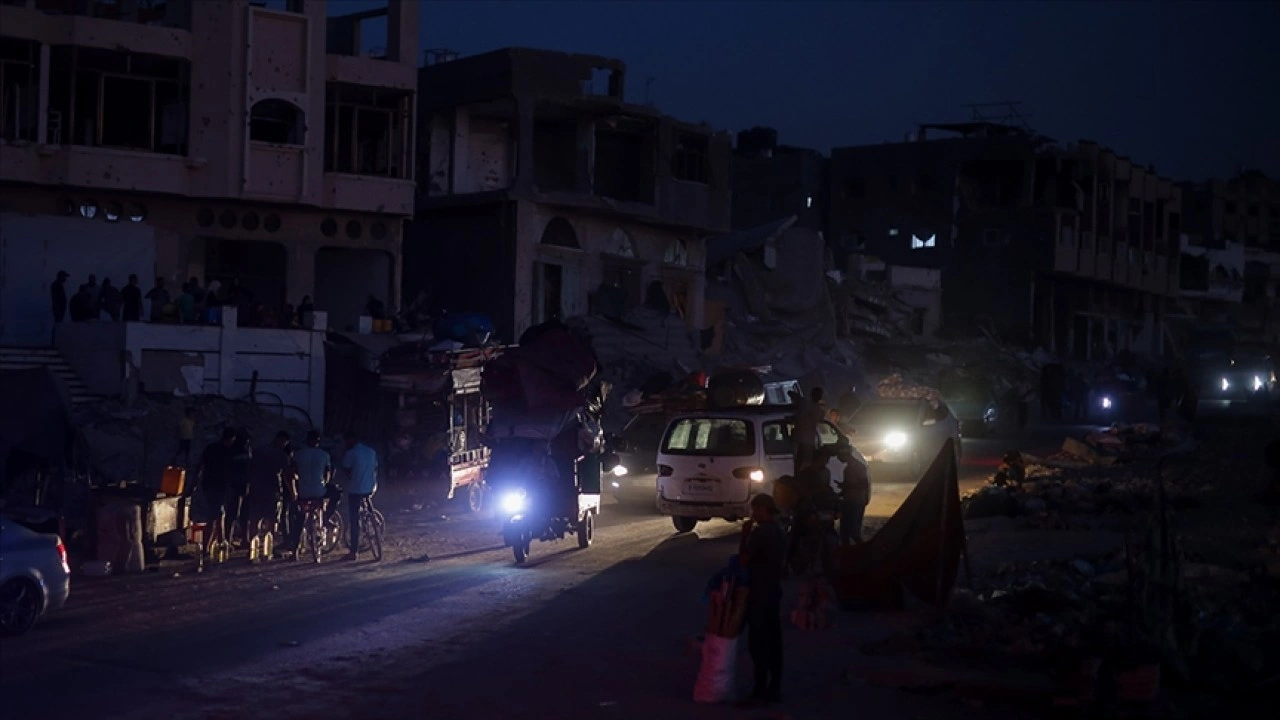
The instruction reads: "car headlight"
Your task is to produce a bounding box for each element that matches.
[612,465,629,477]
[1101,396,1113,409]
[500,490,527,515]
[883,431,908,451]
[1253,375,1264,392]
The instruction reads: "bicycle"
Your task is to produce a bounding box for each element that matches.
[356,495,385,562]
[297,496,346,564]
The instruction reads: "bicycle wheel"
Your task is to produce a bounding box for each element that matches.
[307,512,323,564]
[363,511,383,561]
[323,511,346,555]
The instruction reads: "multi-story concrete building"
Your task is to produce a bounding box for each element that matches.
[1179,171,1280,346]
[407,48,731,342]
[828,122,1182,360]
[731,127,827,233]
[0,0,418,344]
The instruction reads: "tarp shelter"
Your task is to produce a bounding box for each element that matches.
[832,438,968,610]
[0,367,77,492]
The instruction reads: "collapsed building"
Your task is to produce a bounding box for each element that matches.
[406,48,732,345]
[828,119,1183,361]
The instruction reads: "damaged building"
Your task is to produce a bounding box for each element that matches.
[1178,171,1280,347]
[0,0,419,344]
[731,127,827,234]
[828,121,1182,360]
[406,48,732,342]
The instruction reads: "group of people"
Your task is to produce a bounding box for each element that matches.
[50,270,320,330]
[731,386,872,707]
[190,419,379,562]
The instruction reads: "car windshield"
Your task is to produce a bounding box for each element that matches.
[851,402,919,428]
[662,418,756,457]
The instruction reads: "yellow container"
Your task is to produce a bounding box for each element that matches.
[161,466,186,496]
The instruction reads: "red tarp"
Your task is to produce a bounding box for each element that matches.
[832,438,966,610]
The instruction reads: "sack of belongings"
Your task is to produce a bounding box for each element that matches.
[707,369,766,408]
[694,556,749,703]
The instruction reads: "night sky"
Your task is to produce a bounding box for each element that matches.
[333,0,1280,183]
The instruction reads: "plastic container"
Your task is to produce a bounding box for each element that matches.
[160,466,186,496]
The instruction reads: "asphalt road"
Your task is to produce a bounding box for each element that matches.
[0,424,1084,720]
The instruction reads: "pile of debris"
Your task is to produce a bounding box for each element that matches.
[1042,422,1193,468]
[77,394,312,488]
[875,373,941,401]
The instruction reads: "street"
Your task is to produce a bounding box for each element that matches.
[0,424,1079,720]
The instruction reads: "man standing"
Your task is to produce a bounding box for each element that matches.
[69,284,93,322]
[99,278,122,321]
[85,274,100,318]
[290,430,332,551]
[50,271,69,324]
[144,277,169,322]
[122,274,143,322]
[739,494,788,706]
[790,387,825,475]
[838,449,870,545]
[341,432,379,561]
[246,430,293,559]
[196,428,237,555]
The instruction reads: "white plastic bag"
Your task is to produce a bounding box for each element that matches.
[693,633,739,703]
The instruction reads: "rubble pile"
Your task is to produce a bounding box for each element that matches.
[77,395,311,487]
[875,373,941,401]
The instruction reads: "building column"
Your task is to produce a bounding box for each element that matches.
[387,0,420,65]
[450,106,470,194]
[514,98,535,195]
[36,43,49,144]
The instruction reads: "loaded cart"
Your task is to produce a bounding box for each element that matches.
[379,345,507,511]
[480,320,610,564]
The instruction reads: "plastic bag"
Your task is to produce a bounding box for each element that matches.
[693,633,739,703]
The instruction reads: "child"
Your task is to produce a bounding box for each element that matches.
[174,407,196,467]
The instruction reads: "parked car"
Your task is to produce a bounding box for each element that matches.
[609,412,669,505]
[938,374,1000,437]
[654,405,868,533]
[0,517,70,636]
[847,398,961,482]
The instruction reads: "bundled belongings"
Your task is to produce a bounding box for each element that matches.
[707,368,766,408]
[876,373,941,403]
[694,556,750,703]
[482,320,600,413]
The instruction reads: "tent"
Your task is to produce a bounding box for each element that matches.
[832,438,969,610]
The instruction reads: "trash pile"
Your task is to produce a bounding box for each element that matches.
[1042,422,1193,468]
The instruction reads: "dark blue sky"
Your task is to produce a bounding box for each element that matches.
[334,0,1279,182]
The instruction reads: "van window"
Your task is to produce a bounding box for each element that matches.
[817,421,843,446]
[662,418,755,457]
[762,421,795,455]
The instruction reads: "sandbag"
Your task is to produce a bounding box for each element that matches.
[693,634,739,703]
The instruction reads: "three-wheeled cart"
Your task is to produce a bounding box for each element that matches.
[379,346,506,511]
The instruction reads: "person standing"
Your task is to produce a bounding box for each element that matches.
[176,281,197,324]
[50,270,70,324]
[790,387,825,475]
[290,430,332,550]
[246,431,293,559]
[122,274,143,322]
[144,277,169,322]
[196,428,237,555]
[85,273,100,315]
[838,449,870,545]
[99,278,122,321]
[69,284,93,322]
[172,407,197,467]
[341,432,379,561]
[739,494,788,706]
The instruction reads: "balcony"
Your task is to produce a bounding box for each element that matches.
[0,2,192,56]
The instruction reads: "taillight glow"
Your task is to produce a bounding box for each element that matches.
[57,539,70,574]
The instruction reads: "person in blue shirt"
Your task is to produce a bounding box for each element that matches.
[341,432,379,560]
[288,430,332,551]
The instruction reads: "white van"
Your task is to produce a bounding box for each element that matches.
[655,405,868,533]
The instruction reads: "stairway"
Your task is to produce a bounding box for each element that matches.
[0,346,98,405]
